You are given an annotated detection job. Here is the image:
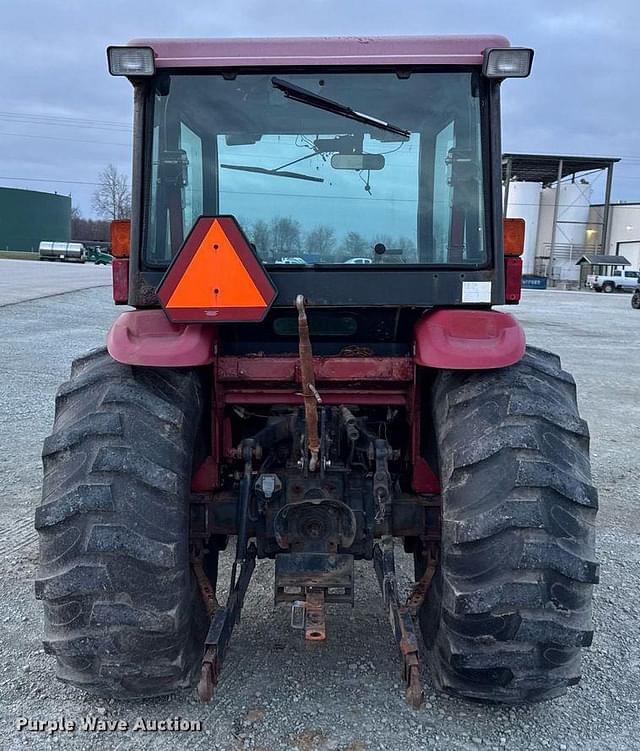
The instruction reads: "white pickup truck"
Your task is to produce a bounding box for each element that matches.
[587,268,640,292]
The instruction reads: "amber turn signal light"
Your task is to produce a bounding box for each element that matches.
[110,220,131,258]
[503,218,525,257]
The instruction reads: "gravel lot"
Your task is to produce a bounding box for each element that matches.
[0,258,111,306]
[0,266,638,751]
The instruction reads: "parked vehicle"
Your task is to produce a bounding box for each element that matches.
[34,37,598,710]
[344,257,372,264]
[38,241,85,263]
[84,246,113,265]
[275,256,308,264]
[587,268,640,292]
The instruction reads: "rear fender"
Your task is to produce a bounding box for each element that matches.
[107,309,216,367]
[414,309,525,370]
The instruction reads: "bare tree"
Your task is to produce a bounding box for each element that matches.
[305,225,336,260]
[270,217,301,257]
[91,164,131,220]
[250,219,272,259]
[340,231,368,260]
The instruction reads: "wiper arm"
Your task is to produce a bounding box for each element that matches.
[271,77,410,140]
[220,164,324,183]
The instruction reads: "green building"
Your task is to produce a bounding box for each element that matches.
[0,186,71,252]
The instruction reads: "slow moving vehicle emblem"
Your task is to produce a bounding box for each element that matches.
[157,215,277,323]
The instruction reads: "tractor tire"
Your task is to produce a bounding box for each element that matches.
[420,346,598,703]
[34,348,208,698]
[602,282,615,293]
[631,291,640,309]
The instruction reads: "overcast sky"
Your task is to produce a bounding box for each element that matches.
[1,0,639,216]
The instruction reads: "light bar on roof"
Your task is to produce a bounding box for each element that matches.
[107,46,155,77]
[483,48,534,79]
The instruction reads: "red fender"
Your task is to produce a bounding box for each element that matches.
[107,309,216,367]
[414,309,526,370]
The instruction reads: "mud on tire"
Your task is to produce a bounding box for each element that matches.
[34,348,207,698]
[421,346,599,703]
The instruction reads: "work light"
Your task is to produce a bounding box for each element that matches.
[107,46,155,77]
[482,48,534,78]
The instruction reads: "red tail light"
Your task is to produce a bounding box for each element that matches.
[503,217,524,305]
[112,258,129,304]
[504,257,523,304]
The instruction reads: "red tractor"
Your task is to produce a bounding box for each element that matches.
[35,36,598,707]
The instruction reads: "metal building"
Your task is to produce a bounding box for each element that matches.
[502,154,620,287]
[586,202,640,268]
[0,186,71,252]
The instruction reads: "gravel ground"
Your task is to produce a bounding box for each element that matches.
[0,281,638,751]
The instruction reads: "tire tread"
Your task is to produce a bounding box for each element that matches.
[422,346,598,703]
[35,347,205,698]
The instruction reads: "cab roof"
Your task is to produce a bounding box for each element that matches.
[128,35,510,69]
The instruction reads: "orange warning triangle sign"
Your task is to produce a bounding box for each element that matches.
[157,216,277,323]
[167,220,266,308]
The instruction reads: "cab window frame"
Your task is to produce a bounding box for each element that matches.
[140,66,495,275]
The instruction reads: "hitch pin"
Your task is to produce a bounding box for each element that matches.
[309,384,322,404]
[291,600,306,630]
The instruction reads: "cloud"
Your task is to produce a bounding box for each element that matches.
[1,0,638,213]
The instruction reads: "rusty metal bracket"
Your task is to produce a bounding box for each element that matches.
[373,439,393,527]
[406,551,438,617]
[197,543,257,702]
[296,295,321,472]
[192,555,220,619]
[275,553,354,604]
[197,646,217,702]
[373,535,425,709]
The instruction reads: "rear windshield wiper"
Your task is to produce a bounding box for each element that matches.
[271,77,410,140]
[220,164,324,183]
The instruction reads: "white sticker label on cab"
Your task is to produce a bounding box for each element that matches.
[462,281,492,303]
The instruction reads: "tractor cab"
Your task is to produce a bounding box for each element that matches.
[107,37,532,317]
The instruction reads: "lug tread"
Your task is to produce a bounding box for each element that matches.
[42,413,124,457]
[35,563,112,600]
[91,446,179,495]
[86,524,176,568]
[36,485,114,529]
[90,601,174,633]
